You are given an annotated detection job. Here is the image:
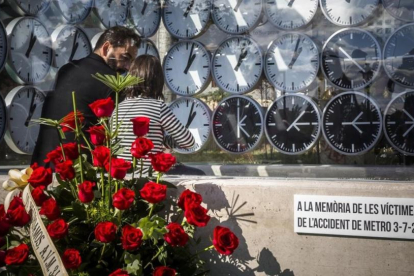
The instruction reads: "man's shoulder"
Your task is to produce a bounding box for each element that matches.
[58,54,114,75]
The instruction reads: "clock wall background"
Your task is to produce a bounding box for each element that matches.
[0,0,413,169]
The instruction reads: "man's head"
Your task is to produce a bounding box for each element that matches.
[94,26,141,74]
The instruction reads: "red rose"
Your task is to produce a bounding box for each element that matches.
[110,269,129,276]
[131,137,154,159]
[40,198,61,221]
[47,218,68,239]
[178,189,202,210]
[105,158,131,180]
[140,182,167,204]
[150,153,176,173]
[87,125,107,145]
[164,223,189,247]
[44,148,63,164]
[0,250,5,267]
[130,117,150,137]
[92,146,110,168]
[61,142,79,160]
[5,244,29,265]
[28,165,53,188]
[6,197,30,227]
[62,248,82,270]
[153,266,176,276]
[60,111,84,132]
[0,205,10,236]
[95,221,117,243]
[55,160,76,181]
[184,203,210,227]
[89,97,114,118]
[31,186,49,206]
[213,226,239,255]
[121,225,143,251]
[113,188,135,210]
[78,181,95,203]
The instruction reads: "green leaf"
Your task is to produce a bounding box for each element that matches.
[91,73,143,93]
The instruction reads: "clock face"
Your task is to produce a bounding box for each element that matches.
[169,97,212,153]
[51,25,92,69]
[0,21,7,73]
[6,17,53,84]
[137,39,160,60]
[0,95,7,144]
[383,23,414,88]
[265,33,319,92]
[384,91,414,156]
[322,91,382,155]
[212,0,263,34]
[212,36,263,94]
[94,0,129,28]
[163,40,211,96]
[56,0,94,24]
[383,0,414,22]
[265,0,318,30]
[8,0,50,15]
[212,96,264,153]
[265,94,321,155]
[130,0,161,38]
[162,0,211,39]
[320,0,379,26]
[4,86,45,154]
[321,28,381,90]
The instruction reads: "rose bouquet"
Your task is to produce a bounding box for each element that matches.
[0,74,239,276]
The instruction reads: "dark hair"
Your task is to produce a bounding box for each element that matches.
[94,26,141,51]
[124,55,164,100]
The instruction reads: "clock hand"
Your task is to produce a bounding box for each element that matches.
[25,27,37,58]
[183,43,196,74]
[287,0,295,7]
[287,111,305,131]
[338,47,366,73]
[238,115,250,138]
[141,0,148,15]
[107,0,113,7]
[403,124,414,137]
[288,47,303,69]
[403,109,414,122]
[185,102,196,128]
[234,0,243,12]
[342,111,363,133]
[183,0,195,18]
[69,31,79,62]
[234,47,248,72]
[237,100,240,139]
[24,91,36,127]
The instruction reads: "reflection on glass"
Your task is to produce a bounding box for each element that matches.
[320,0,380,26]
[383,0,414,23]
[129,0,161,38]
[94,0,129,28]
[56,0,93,24]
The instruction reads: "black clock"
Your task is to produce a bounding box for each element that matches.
[383,91,414,156]
[383,0,414,22]
[321,28,381,90]
[0,20,7,73]
[265,94,321,155]
[322,91,382,155]
[211,95,264,153]
[384,23,414,88]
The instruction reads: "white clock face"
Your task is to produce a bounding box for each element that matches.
[163,0,211,39]
[169,97,212,153]
[265,33,319,92]
[212,0,263,34]
[137,39,160,59]
[320,0,380,26]
[52,25,92,69]
[0,95,7,144]
[212,36,263,94]
[4,86,45,154]
[8,0,50,15]
[94,0,129,28]
[56,0,94,24]
[130,0,161,38]
[164,40,211,96]
[6,17,53,84]
[265,0,318,30]
[0,21,7,73]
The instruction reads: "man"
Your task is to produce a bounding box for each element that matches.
[31,26,140,166]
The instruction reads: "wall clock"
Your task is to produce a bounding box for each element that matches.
[0,95,7,145]
[383,91,414,156]
[383,0,414,23]
[264,33,319,93]
[163,40,211,96]
[265,94,321,155]
[320,0,379,26]
[265,0,318,30]
[0,20,7,73]
[169,97,212,153]
[7,0,50,16]
[130,0,161,38]
[321,28,381,90]
[383,23,414,88]
[162,0,211,39]
[322,91,382,155]
[137,38,159,59]
[55,0,94,24]
[211,95,263,153]
[212,36,263,94]
[4,86,45,155]
[94,0,129,29]
[212,0,263,34]
[51,25,92,69]
[5,17,53,84]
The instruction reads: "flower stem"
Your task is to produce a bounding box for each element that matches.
[148,204,155,218]
[156,173,162,184]
[99,243,107,262]
[132,157,136,179]
[56,129,66,161]
[144,246,164,269]
[80,132,93,153]
[100,170,105,202]
[72,92,84,183]
[189,245,215,261]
